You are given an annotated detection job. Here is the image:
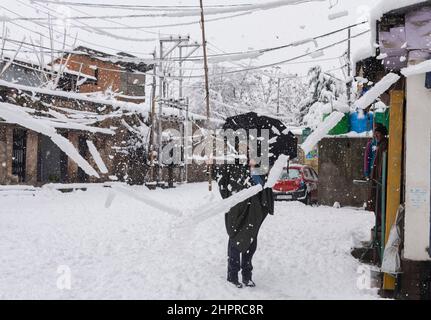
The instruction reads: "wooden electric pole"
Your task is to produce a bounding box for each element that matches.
[199,0,212,192]
[347,27,352,106]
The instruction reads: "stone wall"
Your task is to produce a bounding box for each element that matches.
[317,137,371,207]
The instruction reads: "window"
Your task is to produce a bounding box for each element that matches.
[94,68,99,86]
[12,128,27,182]
[303,168,313,180]
[279,168,301,180]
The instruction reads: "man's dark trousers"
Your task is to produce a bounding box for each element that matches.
[227,238,258,283]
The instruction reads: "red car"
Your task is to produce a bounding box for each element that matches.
[273,165,318,205]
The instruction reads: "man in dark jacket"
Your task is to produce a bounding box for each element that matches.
[370,123,388,230]
[217,159,274,288]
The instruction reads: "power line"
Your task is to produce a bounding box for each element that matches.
[27,0,169,37]
[128,21,369,63]
[0,35,154,65]
[0,4,156,56]
[30,0,254,10]
[163,29,371,79]
[260,21,367,54]
[9,0,327,20]
[5,1,368,63]
[44,12,253,30]
[0,17,361,64]
[16,0,161,41]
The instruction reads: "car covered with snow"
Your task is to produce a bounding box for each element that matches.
[272,165,318,205]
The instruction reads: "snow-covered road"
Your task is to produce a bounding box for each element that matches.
[0,183,378,299]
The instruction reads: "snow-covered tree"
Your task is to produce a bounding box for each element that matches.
[186,65,307,126]
[298,65,345,128]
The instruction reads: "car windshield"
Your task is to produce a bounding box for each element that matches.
[279,168,301,180]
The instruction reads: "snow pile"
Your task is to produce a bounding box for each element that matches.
[353,73,400,110]
[401,59,431,76]
[374,101,388,113]
[110,185,183,217]
[0,183,378,299]
[333,100,350,113]
[0,102,99,177]
[301,111,345,155]
[303,101,332,130]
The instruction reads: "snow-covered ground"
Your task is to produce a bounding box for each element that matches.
[0,183,378,300]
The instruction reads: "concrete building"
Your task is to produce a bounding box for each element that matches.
[354,0,431,299]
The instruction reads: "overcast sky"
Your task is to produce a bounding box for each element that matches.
[1,0,380,81]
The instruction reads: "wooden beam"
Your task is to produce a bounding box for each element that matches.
[383,90,404,291]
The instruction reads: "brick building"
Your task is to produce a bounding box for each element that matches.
[52,46,152,103]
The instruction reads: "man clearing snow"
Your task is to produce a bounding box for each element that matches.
[217,143,274,289]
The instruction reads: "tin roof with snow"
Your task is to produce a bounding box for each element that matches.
[68,46,154,73]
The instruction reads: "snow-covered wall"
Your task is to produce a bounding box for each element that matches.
[404,72,431,261]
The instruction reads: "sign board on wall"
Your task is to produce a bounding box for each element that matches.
[409,187,428,209]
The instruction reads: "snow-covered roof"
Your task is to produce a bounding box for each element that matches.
[50,64,97,81]
[0,78,223,126]
[352,46,375,69]
[401,58,431,76]
[69,46,153,73]
[370,0,430,20]
[0,100,116,135]
[369,0,430,49]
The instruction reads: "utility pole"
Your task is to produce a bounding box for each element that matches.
[347,27,352,106]
[179,45,183,99]
[185,97,189,183]
[178,42,200,184]
[156,36,189,185]
[179,45,184,184]
[178,42,200,99]
[157,40,164,185]
[277,77,281,115]
[199,0,212,192]
[150,49,157,182]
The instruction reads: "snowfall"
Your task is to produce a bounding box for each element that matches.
[0,182,379,300]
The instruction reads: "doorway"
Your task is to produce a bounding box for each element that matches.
[12,128,27,182]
